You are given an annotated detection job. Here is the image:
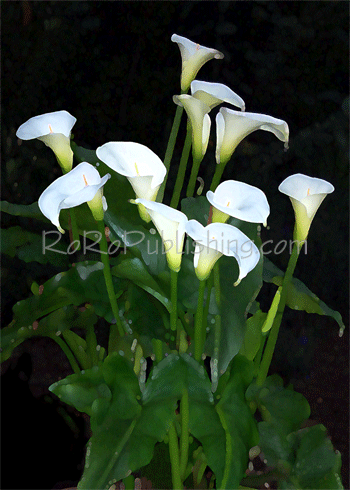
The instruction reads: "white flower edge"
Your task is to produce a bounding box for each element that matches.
[185,220,260,284]
[171,34,224,91]
[16,110,77,140]
[38,162,110,233]
[134,198,188,272]
[216,108,289,165]
[191,80,245,111]
[207,180,270,226]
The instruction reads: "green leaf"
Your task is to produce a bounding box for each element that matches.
[239,309,266,361]
[1,305,97,362]
[0,200,46,220]
[49,365,112,415]
[263,257,345,335]
[2,225,69,267]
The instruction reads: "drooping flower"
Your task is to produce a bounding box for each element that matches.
[278,173,334,242]
[134,199,188,272]
[191,80,245,111]
[16,110,77,173]
[38,162,110,233]
[185,220,260,284]
[173,94,211,163]
[96,142,166,222]
[206,180,270,226]
[171,34,224,91]
[216,108,289,165]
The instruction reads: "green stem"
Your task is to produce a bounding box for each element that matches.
[69,208,81,251]
[96,220,125,350]
[152,338,163,363]
[86,319,99,366]
[210,162,226,191]
[62,330,90,370]
[257,242,301,385]
[179,389,190,479]
[186,154,202,198]
[168,423,183,490]
[170,270,178,333]
[202,271,214,349]
[194,280,206,362]
[49,335,80,374]
[157,104,184,203]
[212,263,222,391]
[170,128,192,209]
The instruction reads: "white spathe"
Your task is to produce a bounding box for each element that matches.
[96,142,166,221]
[171,34,224,91]
[185,220,260,284]
[278,173,334,242]
[207,180,270,226]
[173,94,211,163]
[191,80,245,111]
[134,199,188,272]
[16,110,77,172]
[38,162,110,233]
[216,108,289,165]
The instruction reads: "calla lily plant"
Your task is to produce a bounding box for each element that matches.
[278,173,335,242]
[38,162,110,233]
[96,142,166,222]
[207,180,270,226]
[171,34,224,91]
[16,110,77,173]
[185,220,260,285]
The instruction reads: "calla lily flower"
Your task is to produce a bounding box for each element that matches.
[38,162,110,233]
[278,173,334,242]
[185,220,260,284]
[173,94,211,163]
[96,142,167,222]
[134,199,188,272]
[171,34,224,92]
[16,110,77,173]
[207,180,270,226]
[216,107,289,165]
[191,80,245,111]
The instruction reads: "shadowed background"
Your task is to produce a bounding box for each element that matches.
[1,2,348,489]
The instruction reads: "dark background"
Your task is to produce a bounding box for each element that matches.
[1,2,349,489]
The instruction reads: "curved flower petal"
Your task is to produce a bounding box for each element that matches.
[171,34,224,91]
[191,80,245,111]
[16,110,76,172]
[173,94,211,162]
[278,173,334,242]
[96,142,166,205]
[134,199,188,272]
[185,220,260,284]
[216,108,289,165]
[38,162,110,233]
[207,180,270,226]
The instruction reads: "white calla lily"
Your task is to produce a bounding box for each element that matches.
[134,199,188,272]
[38,162,110,233]
[96,142,166,222]
[216,107,289,165]
[171,34,224,91]
[16,110,77,173]
[191,80,245,111]
[185,220,260,284]
[207,180,270,226]
[278,173,334,242]
[173,94,211,163]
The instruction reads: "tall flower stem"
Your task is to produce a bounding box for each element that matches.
[257,242,301,386]
[157,104,184,203]
[194,279,207,362]
[49,334,80,374]
[168,422,183,490]
[170,270,179,334]
[170,127,192,209]
[96,219,125,350]
[68,208,81,251]
[210,162,226,191]
[211,263,222,391]
[186,155,203,198]
[179,389,190,479]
